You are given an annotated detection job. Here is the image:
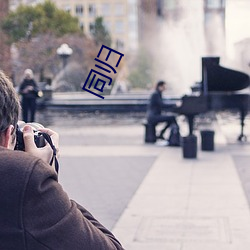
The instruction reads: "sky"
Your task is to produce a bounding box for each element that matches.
[226,0,250,58]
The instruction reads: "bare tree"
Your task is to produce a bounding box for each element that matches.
[13,33,99,90]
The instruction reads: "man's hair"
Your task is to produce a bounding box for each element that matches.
[0,71,20,143]
[156,80,166,90]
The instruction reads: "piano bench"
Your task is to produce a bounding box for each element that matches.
[142,120,156,143]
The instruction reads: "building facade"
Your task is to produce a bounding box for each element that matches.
[51,0,138,52]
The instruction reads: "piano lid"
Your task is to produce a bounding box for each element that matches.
[201,57,250,92]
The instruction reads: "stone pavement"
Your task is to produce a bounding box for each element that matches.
[44,112,250,250]
[111,119,250,250]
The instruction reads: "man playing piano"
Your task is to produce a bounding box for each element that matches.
[147,80,178,140]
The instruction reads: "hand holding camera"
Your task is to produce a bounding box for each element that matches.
[15,122,46,151]
[15,122,59,171]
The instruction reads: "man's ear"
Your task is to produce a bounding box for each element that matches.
[2,125,15,149]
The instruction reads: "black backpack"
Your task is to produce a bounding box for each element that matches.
[168,124,181,147]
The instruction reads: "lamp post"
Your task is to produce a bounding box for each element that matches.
[56,43,73,68]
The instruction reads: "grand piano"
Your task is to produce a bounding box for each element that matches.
[175,57,250,141]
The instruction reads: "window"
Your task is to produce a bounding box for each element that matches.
[89,4,96,17]
[75,5,84,16]
[116,39,124,50]
[115,20,124,33]
[64,5,71,13]
[80,22,84,32]
[103,21,111,31]
[115,3,124,16]
[102,3,111,16]
[164,0,177,10]
[205,0,225,9]
[128,20,137,32]
[89,22,95,33]
[128,3,137,16]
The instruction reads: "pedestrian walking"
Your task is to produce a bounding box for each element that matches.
[19,69,39,122]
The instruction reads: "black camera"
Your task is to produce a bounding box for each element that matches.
[14,122,46,151]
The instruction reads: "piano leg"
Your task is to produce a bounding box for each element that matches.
[187,115,195,135]
[238,109,247,142]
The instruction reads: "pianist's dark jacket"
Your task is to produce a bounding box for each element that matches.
[147,89,169,119]
[0,147,124,250]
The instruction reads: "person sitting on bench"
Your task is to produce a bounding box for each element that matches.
[146,80,178,140]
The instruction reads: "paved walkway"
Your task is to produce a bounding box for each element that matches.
[46,112,250,250]
[112,122,250,249]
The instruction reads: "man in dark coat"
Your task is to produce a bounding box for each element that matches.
[147,80,178,140]
[0,70,124,249]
